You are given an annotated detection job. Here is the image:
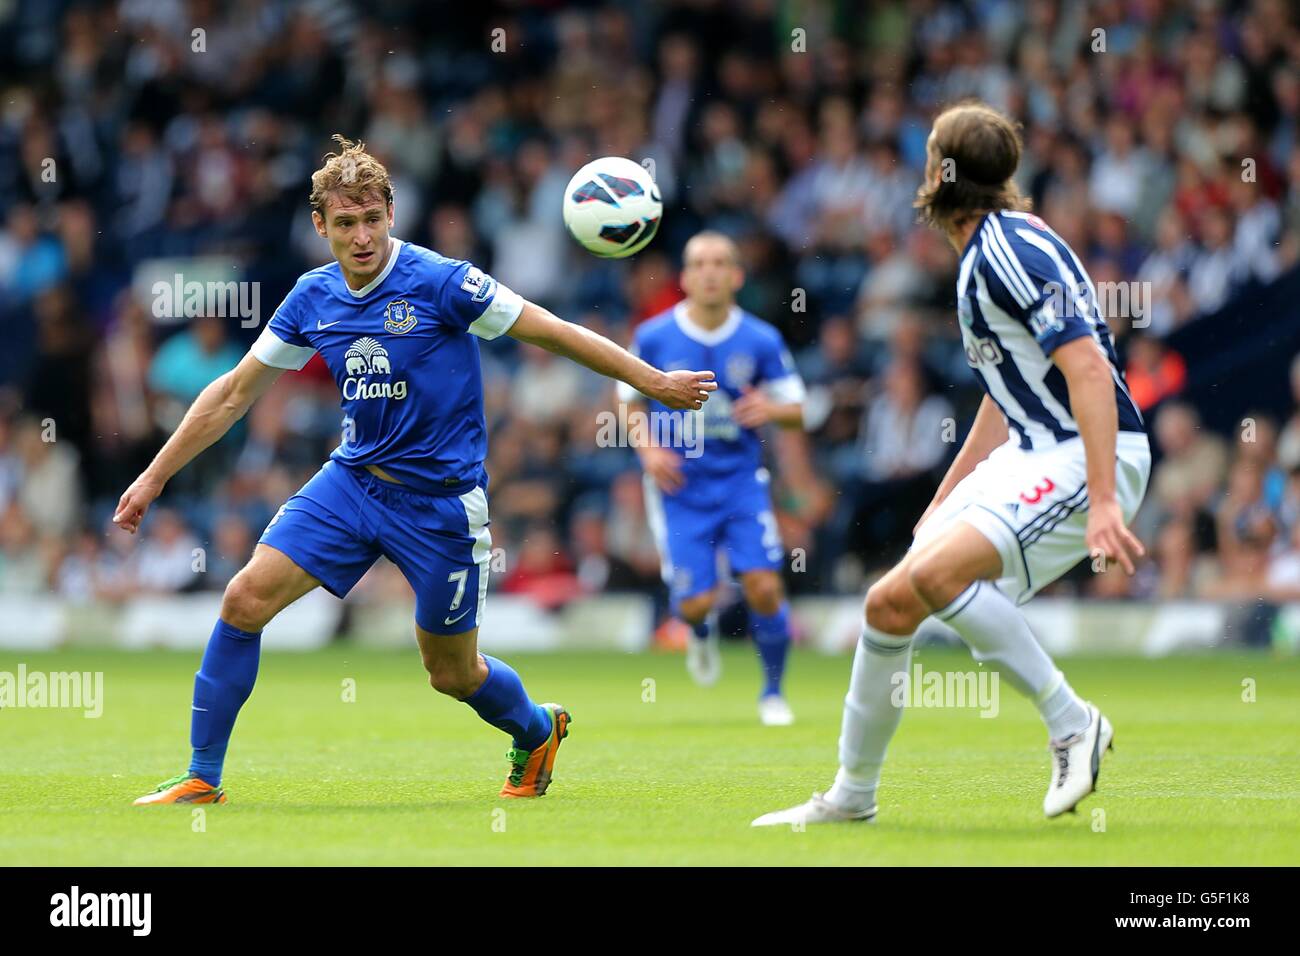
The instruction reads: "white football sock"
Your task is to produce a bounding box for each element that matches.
[1037,670,1092,741]
[935,581,1089,739]
[825,625,912,812]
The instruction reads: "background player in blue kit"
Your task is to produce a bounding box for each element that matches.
[622,232,807,725]
[114,138,717,804]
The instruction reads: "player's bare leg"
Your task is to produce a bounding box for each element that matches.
[221,544,323,632]
[417,625,571,798]
[740,570,794,725]
[677,591,721,687]
[416,625,490,699]
[135,544,321,805]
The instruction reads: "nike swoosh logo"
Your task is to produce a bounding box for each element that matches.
[192,706,208,712]
[444,609,471,626]
[318,319,343,329]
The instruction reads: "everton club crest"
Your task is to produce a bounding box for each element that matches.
[725,353,756,390]
[384,299,417,334]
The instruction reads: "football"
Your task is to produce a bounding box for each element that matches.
[562,156,662,258]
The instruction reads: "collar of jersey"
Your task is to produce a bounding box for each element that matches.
[672,302,741,346]
[961,212,993,260]
[344,238,403,298]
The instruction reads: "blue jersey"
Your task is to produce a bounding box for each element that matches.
[957,210,1145,450]
[251,239,522,495]
[621,303,805,488]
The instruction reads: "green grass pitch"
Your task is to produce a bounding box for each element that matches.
[2,645,1297,865]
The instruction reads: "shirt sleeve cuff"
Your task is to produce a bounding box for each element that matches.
[762,373,807,404]
[1041,323,1094,357]
[251,326,315,370]
[468,283,524,340]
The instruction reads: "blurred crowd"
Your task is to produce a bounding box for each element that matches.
[2,0,1300,617]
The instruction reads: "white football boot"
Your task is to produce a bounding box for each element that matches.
[1044,702,1114,817]
[751,791,876,827]
[758,694,795,726]
[686,631,721,686]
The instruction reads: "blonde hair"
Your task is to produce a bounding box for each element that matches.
[913,101,1031,232]
[309,135,394,214]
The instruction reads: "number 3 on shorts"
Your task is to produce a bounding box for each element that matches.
[1020,476,1056,505]
[447,568,468,611]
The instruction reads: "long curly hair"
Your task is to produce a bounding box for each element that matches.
[914,101,1032,233]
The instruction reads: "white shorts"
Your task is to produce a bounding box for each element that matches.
[912,432,1151,605]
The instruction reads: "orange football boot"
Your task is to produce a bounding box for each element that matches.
[499,703,571,798]
[133,772,228,805]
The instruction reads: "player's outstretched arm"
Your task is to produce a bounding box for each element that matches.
[1053,337,1145,574]
[508,301,717,410]
[914,394,1009,535]
[113,352,285,534]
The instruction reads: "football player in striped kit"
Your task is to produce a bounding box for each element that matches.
[755,101,1150,826]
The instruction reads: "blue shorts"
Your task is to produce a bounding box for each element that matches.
[260,460,492,635]
[643,467,784,604]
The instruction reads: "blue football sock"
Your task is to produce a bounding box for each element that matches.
[690,618,711,641]
[750,602,791,698]
[189,619,262,787]
[461,655,552,751]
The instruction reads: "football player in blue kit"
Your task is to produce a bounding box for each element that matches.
[116,138,717,805]
[622,232,807,725]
